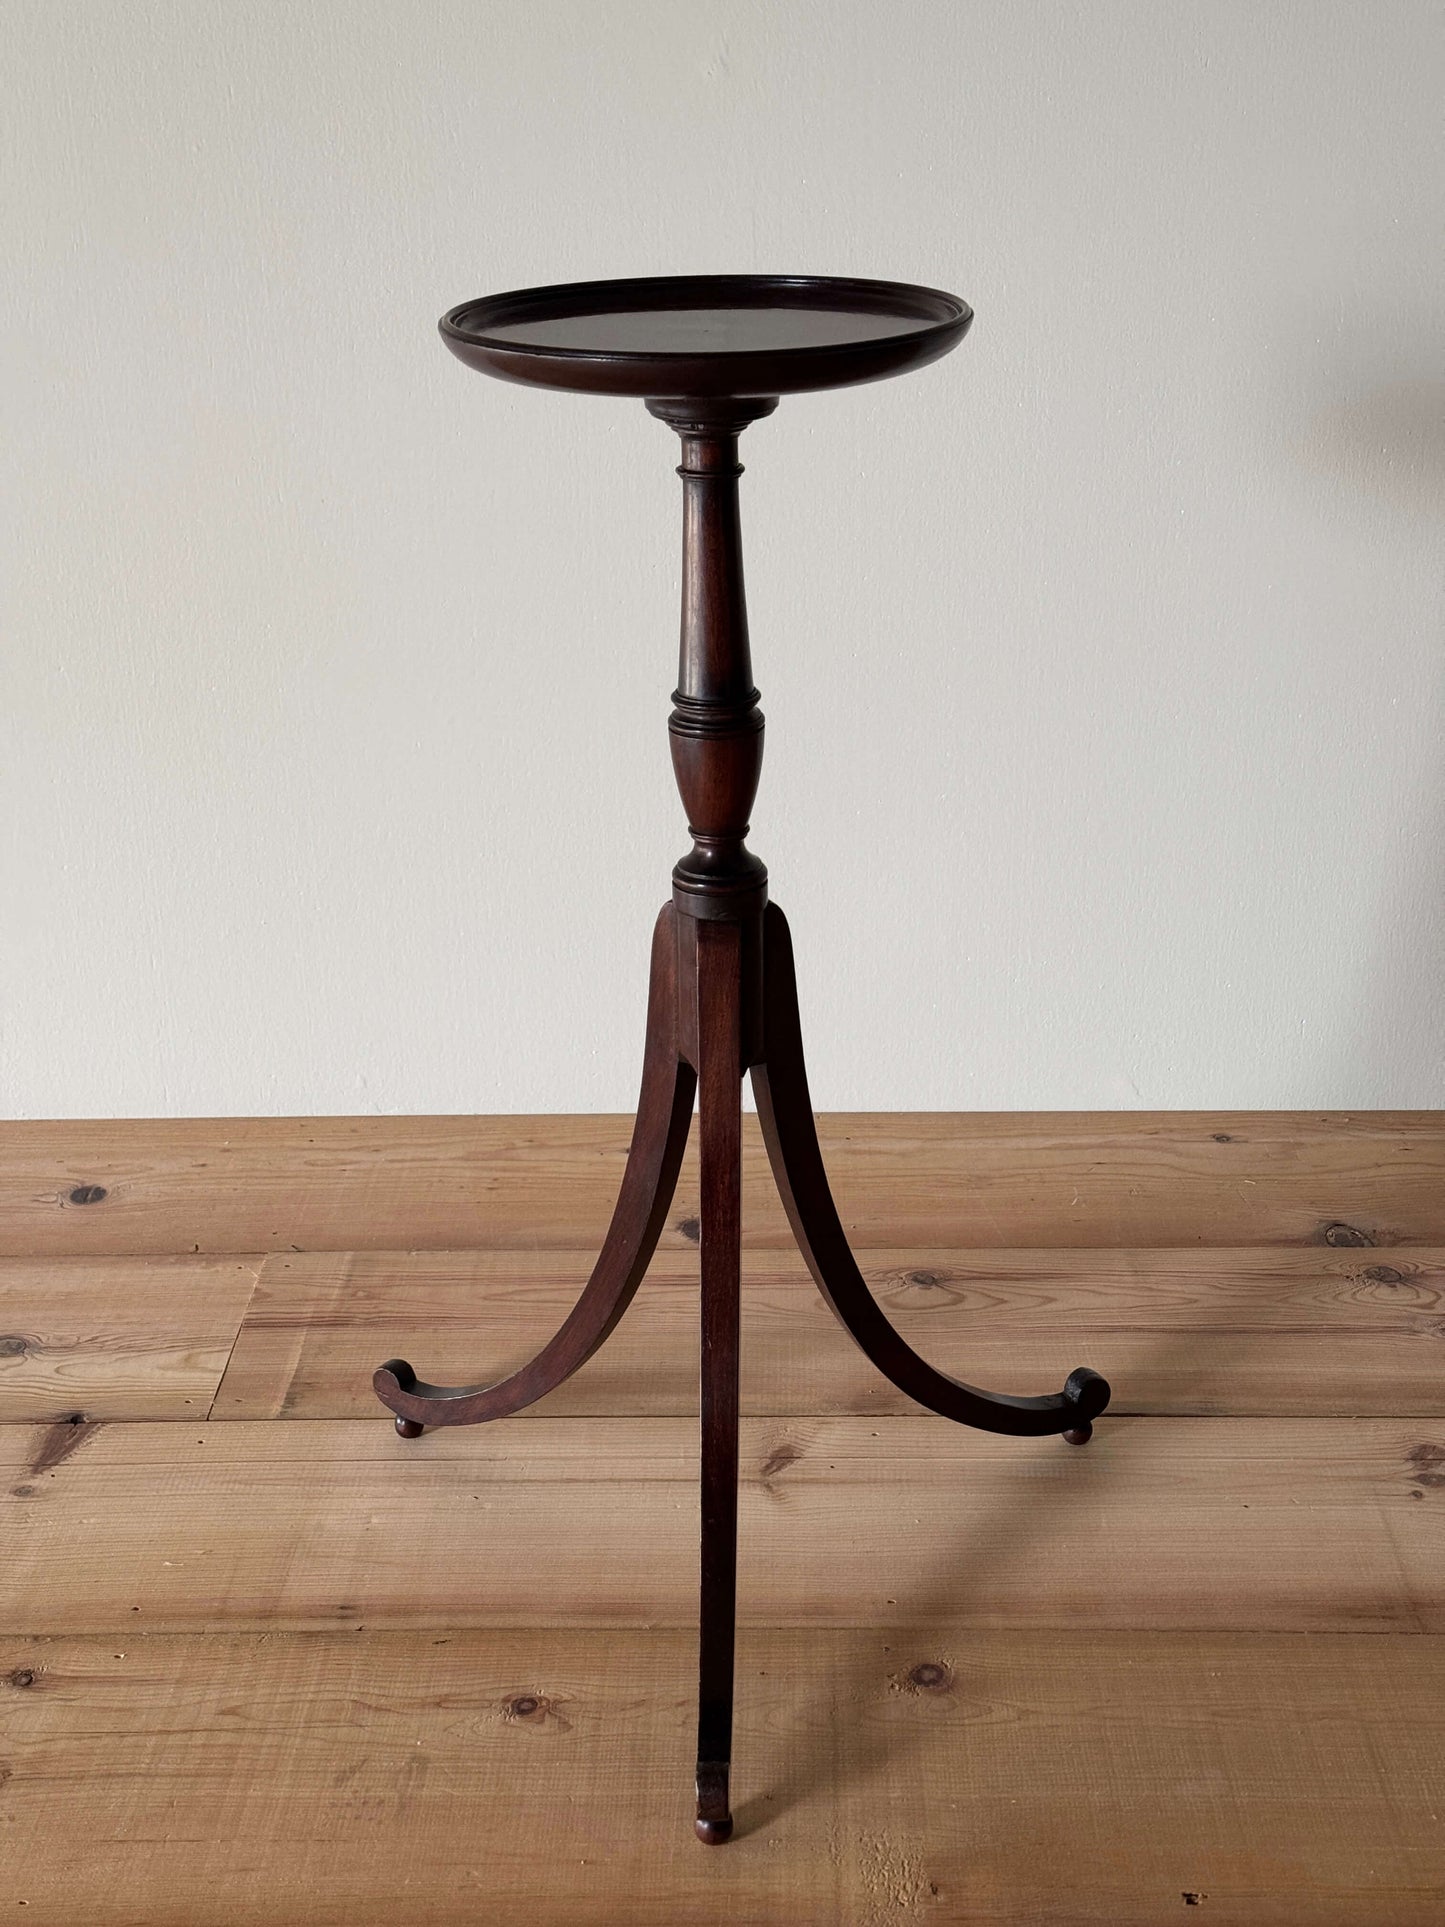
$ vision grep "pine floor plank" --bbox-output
[3,1627,1443,1926]
[3,1111,1440,1257]
[3,1416,1440,1636]
[0,1255,261,1421]
[213,1245,1445,1421]
[2,1243,1435,1428]
[6,1109,1443,1921]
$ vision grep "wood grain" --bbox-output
[0,1255,260,1421]
[3,1243,1435,1428]
[214,1244,1445,1421]
[6,1111,1444,1921]
[4,1626,1442,1926]
[3,1416,1441,1636]
[3,1112,1441,1257]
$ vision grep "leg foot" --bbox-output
[394,1416,425,1439]
[1062,1422,1093,1446]
[695,1762,733,1844]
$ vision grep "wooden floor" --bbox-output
[3,1110,1444,1924]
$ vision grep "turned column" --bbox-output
[648,398,776,924]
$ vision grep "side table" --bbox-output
[373,275,1111,1843]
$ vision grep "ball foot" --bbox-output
[695,1814,733,1845]
[395,1416,425,1439]
[1062,1422,1093,1446]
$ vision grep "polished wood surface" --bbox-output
[440,274,971,398]
[694,919,745,1841]
[754,905,1107,1437]
[1,1112,1443,1921]
[373,907,694,1431]
[378,317,1105,1840]
[383,264,1445,1831]
[649,398,773,919]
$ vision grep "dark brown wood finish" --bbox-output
[439,274,972,399]
[648,398,775,921]
[693,917,744,1845]
[377,277,1109,1846]
[373,905,695,1430]
[752,903,1110,1441]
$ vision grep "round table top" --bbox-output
[439,275,971,401]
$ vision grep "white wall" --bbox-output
[4,0,1442,1118]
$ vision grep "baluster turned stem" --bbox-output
[648,398,777,921]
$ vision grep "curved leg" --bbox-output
[374,905,696,1431]
[751,903,1110,1440]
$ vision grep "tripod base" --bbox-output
[374,898,1110,1842]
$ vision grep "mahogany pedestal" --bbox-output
[373,276,1111,1845]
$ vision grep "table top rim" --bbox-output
[439,273,972,367]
